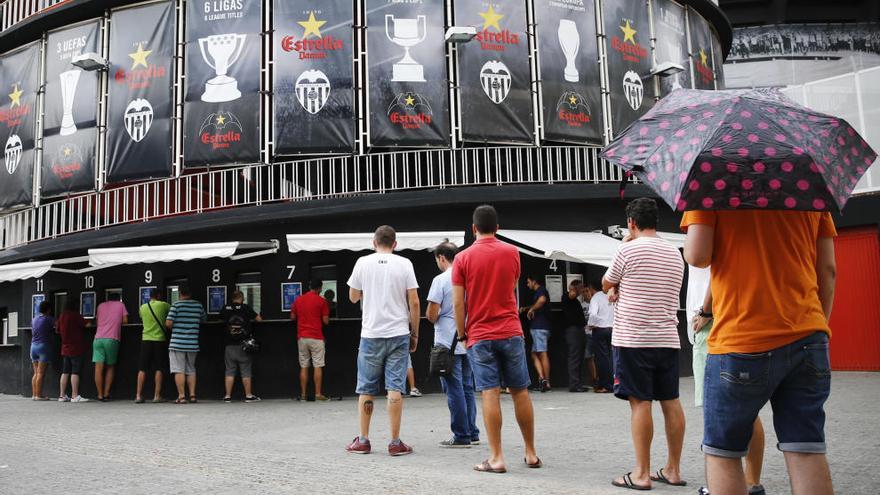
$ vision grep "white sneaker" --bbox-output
[59,395,71,402]
[71,396,89,403]
[409,388,422,397]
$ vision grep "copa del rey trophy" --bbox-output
[59,69,82,136]
[557,20,580,83]
[385,14,427,82]
[198,33,247,103]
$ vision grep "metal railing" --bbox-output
[0,0,66,32]
[0,145,621,251]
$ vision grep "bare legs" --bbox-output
[659,399,686,483]
[617,398,685,488]
[136,371,162,401]
[299,367,324,398]
[174,372,186,400]
[530,352,550,385]
[31,362,47,398]
[299,367,309,398]
[59,373,81,399]
[477,387,538,471]
[745,418,765,487]
[186,374,196,398]
[358,394,374,439]
[94,363,115,399]
[406,368,416,391]
[314,367,324,397]
[224,376,234,398]
[356,391,404,441]
[60,373,69,398]
[785,452,833,495]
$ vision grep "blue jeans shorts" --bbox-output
[30,342,51,363]
[703,331,831,458]
[356,335,409,395]
[468,336,531,392]
[530,329,550,352]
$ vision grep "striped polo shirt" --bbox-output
[603,236,684,349]
[167,299,206,352]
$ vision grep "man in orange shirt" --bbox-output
[682,210,837,495]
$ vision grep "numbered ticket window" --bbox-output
[105,288,123,303]
[54,292,68,316]
[236,272,261,315]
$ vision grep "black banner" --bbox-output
[184,0,261,166]
[535,0,602,144]
[710,25,725,89]
[688,9,716,90]
[274,0,355,154]
[602,0,654,135]
[42,21,100,197]
[653,0,691,96]
[367,0,449,147]
[0,43,39,209]
[456,0,533,144]
[107,2,175,183]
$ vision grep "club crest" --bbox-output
[623,70,643,111]
[295,69,331,115]
[124,98,154,142]
[480,60,512,104]
[4,134,22,175]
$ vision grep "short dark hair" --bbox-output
[310,278,323,291]
[374,225,396,248]
[626,198,659,230]
[324,289,335,299]
[149,288,162,299]
[108,292,122,301]
[433,241,457,263]
[569,279,583,289]
[178,285,191,297]
[526,275,540,284]
[473,205,498,234]
[38,301,51,314]
[232,290,244,301]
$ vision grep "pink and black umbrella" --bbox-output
[600,88,877,211]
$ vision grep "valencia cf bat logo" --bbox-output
[480,60,511,104]
[623,70,644,111]
[295,69,331,115]
[4,134,22,175]
[124,98,154,143]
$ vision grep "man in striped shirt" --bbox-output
[602,198,686,490]
[165,285,206,404]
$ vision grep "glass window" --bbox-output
[236,272,261,314]
[54,292,68,317]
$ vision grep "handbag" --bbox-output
[429,333,459,378]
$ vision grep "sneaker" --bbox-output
[697,487,710,495]
[71,396,89,403]
[59,395,71,402]
[439,438,472,448]
[388,440,414,456]
[749,485,766,495]
[409,388,423,397]
[346,437,371,454]
[245,395,261,403]
[315,394,330,401]
[223,396,232,403]
[540,379,551,392]
[470,438,481,445]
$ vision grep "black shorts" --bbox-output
[62,355,84,375]
[613,346,680,401]
[139,340,169,373]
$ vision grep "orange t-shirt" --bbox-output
[680,210,836,354]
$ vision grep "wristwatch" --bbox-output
[698,307,713,318]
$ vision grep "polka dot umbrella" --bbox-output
[600,88,877,212]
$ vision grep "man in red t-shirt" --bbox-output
[453,205,540,474]
[56,299,90,402]
[291,278,330,401]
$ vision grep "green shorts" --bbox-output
[93,338,120,365]
[692,322,711,408]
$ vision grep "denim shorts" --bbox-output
[468,335,531,392]
[356,335,409,395]
[530,329,550,352]
[30,342,51,363]
[703,331,831,458]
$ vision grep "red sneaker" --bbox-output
[346,437,371,454]
[388,440,413,456]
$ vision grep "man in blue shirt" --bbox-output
[165,285,206,404]
[521,276,551,392]
[428,242,480,448]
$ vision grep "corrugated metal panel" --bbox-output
[829,226,880,371]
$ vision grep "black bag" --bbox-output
[429,333,459,377]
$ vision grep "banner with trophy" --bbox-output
[688,10,716,90]
[184,0,261,166]
[41,21,101,197]
[602,0,654,136]
[456,0,533,144]
[107,1,175,182]
[534,0,603,144]
[274,0,355,154]
[653,0,691,96]
[0,42,40,209]
[366,0,449,147]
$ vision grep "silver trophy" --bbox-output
[558,20,580,83]
[198,33,247,103]
[385,14,427,82]
[59,69,81,136]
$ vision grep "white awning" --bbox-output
[286,232,465,253]
[89,241,278,267]
[497,230,622,267]
[0,261,54,283]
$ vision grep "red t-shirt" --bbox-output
[452,236,523,347]
[57,310,88,357]
[292,291,329,340]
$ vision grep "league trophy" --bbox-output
[385,14,427,82]
[558,19,580,83]
[59,69,81,136]
[198,33,247,103]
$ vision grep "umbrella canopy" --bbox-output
[600,88,877,211]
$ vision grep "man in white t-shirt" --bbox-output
[345,225,421,457]
[584,280,614,393]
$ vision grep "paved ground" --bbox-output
[0,373,876,494]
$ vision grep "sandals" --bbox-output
[134,398,145,404]
[612,472,651,491]
[525,457,543,468]
[651,468,687,486]
[188,396,198,403]
[175,397,187,404]
[473,460,506,474]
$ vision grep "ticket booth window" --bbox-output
[236,272,262,315]
[54,292,68,317]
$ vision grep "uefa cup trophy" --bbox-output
[59,69,81,136]
[385,14,427,82]
[198,33,247,103]
[557,20,580,83]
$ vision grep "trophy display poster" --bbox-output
[456,0,534,144]
[184,0,261,166]
[534,0,603,144]
[366,0,449,148]
[274,0,356,154]
[42,21,101,197]
[688,11,716,90]
[0,42,39,209]
[653,0,691,96]
[107,2,175,182]
[602,0,654,136]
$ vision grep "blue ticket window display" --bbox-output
[207,286,227,314]
[32,294,46,321]
[139,287,156,307]
[281,282,302,313]
[80,291,97,319]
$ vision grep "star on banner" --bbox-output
[479,5,503,32]
[216,114,226,125]
[619,20,637,44]
[8,84,23,108]
[699,48,709,67]
[404,95,415,106]
[128,43,152,70]
[63,147,72,157]
[569,95,578,105]
[298,11,326,39]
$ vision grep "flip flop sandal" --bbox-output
[525,457,543,468]
[473,460,507,474]
[188,396,198,403]
[135,398,145,404]
[651,468,687,486]
[175,397,187,404]
[152,398,168,403]
[612,472,651,491]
